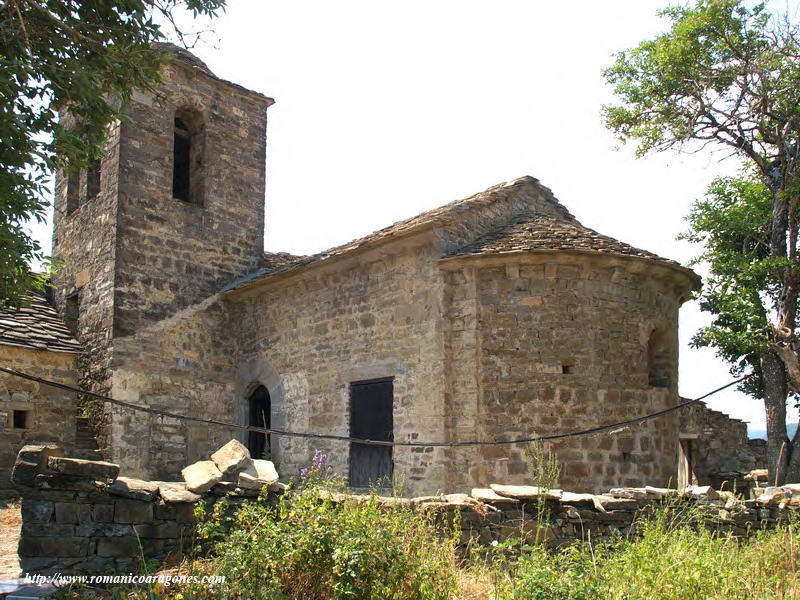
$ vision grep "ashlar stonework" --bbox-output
[0,44,763,497]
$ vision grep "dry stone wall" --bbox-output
[12,445,283,575]
[12,446,795,577]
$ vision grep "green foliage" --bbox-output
[0,0,225,307]
[602,0,800,470]
[679,175,792,399]
[186,484,458,600]
[524,438,561,528]
[602,0,800,163]
[506,544,599,600]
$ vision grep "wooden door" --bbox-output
[678,438,695,489]
[349,379,393,488]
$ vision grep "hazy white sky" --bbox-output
[31,0,800,433]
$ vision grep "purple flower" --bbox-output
[312,449,328,472]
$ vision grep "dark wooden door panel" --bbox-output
[349,379,393,488]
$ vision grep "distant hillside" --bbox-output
[748,422,798,440]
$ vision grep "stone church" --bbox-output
[1,45,753,497]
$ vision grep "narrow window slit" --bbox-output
[13,410,30,429]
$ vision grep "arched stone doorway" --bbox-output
[247,385,271,459]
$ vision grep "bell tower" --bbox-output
[52,45,273,348]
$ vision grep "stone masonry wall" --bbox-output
[230,236,450,495]
[77,177,580,492]
[89,181,696,494]
[442,253,690,493]
[51,49,272,462]
[113,52,271,338]
[0,347,78,494]
[680,402,766,489]
[51,118,122,455]
[107,297,239,480]
[12,447,794,577]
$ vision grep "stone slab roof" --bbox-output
[262,251,308,271]
[156,43,274,104]
[223,176,552,292]
[0,293,82,354]
[223,175,691,293]
[448,214,679,265]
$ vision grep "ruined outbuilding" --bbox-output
[0,46,761,496]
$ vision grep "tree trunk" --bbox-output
[760,350,790,484]
[784,423,800,484]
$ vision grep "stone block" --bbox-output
[109,477,159,501]
[85,556,115,573]
[55,502,92,524]
[18,536,89,557]
[471,488,519,504]
[210,481,239,495]
[19,556,58,573]
[237,459,279,489]
[91,504,114,523]
[490,484,562,501]
[76,523,133,537]
[684,485,720,500]
[47,457,120,481]
[95,536,141,557]
[25,489,76,502]
[21,499,54,523]
[22,523,75,537]
[158,482,202,503]
[11,444,62,487]
[607,487,649,500]
[181,460,222,493]
[36,474,105,492]
[133,522,187,539]
[210,439,250,478]
[11,391,29,403]
[155,500,197,523]
[114,499,153,524]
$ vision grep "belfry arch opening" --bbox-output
[172,108,205,205]
[247,385,271,460]
[647,328,672,388]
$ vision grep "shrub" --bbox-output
[186,484,458,600]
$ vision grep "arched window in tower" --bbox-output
[86,158,101,201]
[647,328,672,388]
[66,169,80,214]
[172,109,205,205]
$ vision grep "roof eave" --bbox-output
[439,248,702,290]
[0,339,82,354]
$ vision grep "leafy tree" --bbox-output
[0,0,225,308]
[603,0,800,482]
[681,176,798,450]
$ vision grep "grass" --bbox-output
[467,508,800,600]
